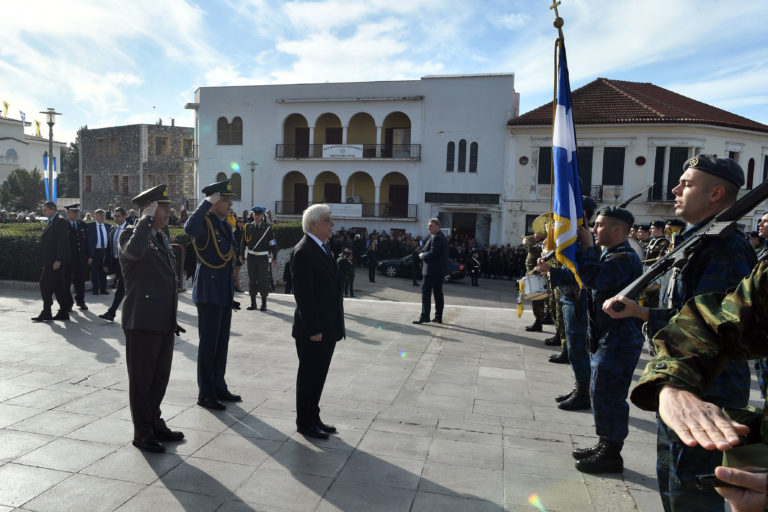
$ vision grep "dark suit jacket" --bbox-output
[105,222,128,273]
[291,234,345,342]
[67,219,89,266]
[421,230,448,277]
[87,221,112,258]
[118,216,177,332]
[41,213,71,268]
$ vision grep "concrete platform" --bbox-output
[0,272,756,511]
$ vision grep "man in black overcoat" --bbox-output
[32,201,71,322]
[64,204,89,311]
[413,217,448,324]
[291,204,345,440]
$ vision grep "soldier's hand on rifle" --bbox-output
[205,192,221,204]
[602,296,649,321]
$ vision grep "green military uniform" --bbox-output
[524,235,547,323]
[240,209,277,311]
[638,236,670,308]
[547,258,565,344]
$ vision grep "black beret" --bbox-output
[596,206,634,227]
[684,154,744,188]
[650,220,665,229]
[666,219,686,228]
[132,184,171,207]
[202,179,234,196]
[637,224,650,231]
[748,231,761,238]
[581,196,597,213]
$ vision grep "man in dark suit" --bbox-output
[413,217,448,324]
[291,204,345,439]
[185,180,242,411]
[99,207,128,321]
[32,201,71,322]
[120,185,184,453]
[64,204,89,311]
[87,209,111,295]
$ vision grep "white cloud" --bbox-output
[493,12,530,30]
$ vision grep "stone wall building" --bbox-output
[80,123,194,214]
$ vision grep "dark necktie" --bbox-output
[323,243,332,258]
[98,224,104,248]
[71,221,76,230]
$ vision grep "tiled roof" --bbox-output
[509,78,768,133]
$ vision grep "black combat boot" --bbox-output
[544,335,561,346]
[555,384,576,403]
[572,438,604,460]
[31,309,53,322]
[260,297,267,311]
[541,313,554,325]
[525,320,543,332]
[575,439,623,473]
[558,382,590,411]
[548,347,569,364]
[247,297,258,310]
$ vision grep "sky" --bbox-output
[2,0,767,145]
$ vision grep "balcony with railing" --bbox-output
[275,201,417,220]
[275,144,421,160]
[647,184,676,202]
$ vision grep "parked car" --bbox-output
[376,255,466,282]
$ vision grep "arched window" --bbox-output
[457,139,467,172]
[469,142,478,173]
[230,172,242,200]
[215,171,227,182]
[446,142,455,172]
[217,117,229,145]
[5,149,17,163]
[231,117,243,145]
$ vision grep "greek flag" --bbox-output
[43,155,58,201]
[552,44,584,288]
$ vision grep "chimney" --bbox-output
[171,118,175,127]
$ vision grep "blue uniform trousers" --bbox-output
[562,290,589,384]
[589,327,642,442]
[196,303,233,400]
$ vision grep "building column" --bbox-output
[661,146,670,197]
[308,184,314,203]
[308,126,315,145]
[342,126,348,144]
[341,185,347,202]
[592,145,604,199]
[376,126,382,157]
[374,185,381,216]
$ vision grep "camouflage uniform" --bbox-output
[579,241,643,442]
[548,257,565,343]
[641,221,755,512]
[639,236,670,308]
[524,236,547,322]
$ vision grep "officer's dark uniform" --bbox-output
[240,206,277,311]
[120,185,183,453]
[185,180,241,410]
[32,205,71,322]
[64,204,89,311]
[575,206,643,474]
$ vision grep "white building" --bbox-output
[186,74,519,246]
[0,116,66,185]
[506,78,768,240]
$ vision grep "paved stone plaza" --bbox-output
[0,273,759,511]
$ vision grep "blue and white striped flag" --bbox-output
[552,44,584,288]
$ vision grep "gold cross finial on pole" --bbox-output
[549,0,561,17]
[550,0,564,40]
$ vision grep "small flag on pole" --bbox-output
[19,111,26,125]
[43,154,50,201]
[52,156,58,201]
[35,120,41,137]
[2,101,8,118]
[552,43,585,288]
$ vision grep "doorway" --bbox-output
[452,212,476,240]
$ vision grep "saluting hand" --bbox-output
[143,201,158,218]
[205,192,221,204]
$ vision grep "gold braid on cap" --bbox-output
[192,213,235,269]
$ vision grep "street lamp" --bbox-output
[39,108,61,202]
[248,161,258,207]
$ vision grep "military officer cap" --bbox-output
[250,206,266,214]
[582,196,597,214]
[64,203,80,211]
[131,184,171,207]
[650,220,665,229]
[201,179,234,197]
[684,154,745,188]
[596,205,634,227]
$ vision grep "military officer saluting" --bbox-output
[240,206,277,311]
[120,184,184,453]
[185,179,242,411]
[64,203,90,311]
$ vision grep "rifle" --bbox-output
[618,183,654,208]
[612,179,768,311]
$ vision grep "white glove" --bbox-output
[143,201,158,218]
[206,192,221,204]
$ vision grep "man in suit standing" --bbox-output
[32,201,71,322]
[120,185,184,453]
[413,218,448,324]
[87,209,111,295]
[64,204,89,311]
[291,204,345,439]
[99,207,128,321]
[185,180,242,411]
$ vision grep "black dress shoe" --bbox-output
[544,335,561,346]
[52,311,70,321]
[316,421,337,434]
[297,424,329,439]
[197,398,226,410]
[246,304,258,310]
[155,429,185,442]
[98,311,116,321]
[100,290,110,295]
[77,302,88,311]
[412,317,430,324]
[525,320,543,332]
[217,391,242,402]
[32,311,53,322]
[132,437,165,453]
[431,317,442,324]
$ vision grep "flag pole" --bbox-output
[547,0,565,251]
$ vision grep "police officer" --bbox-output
[569,206,643,474]
[185,180,242,411]
[32,201,71,322]
[240,206,277,311]
[120,185,184,453]
[64,204,89,311]
[605,155,756,510]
